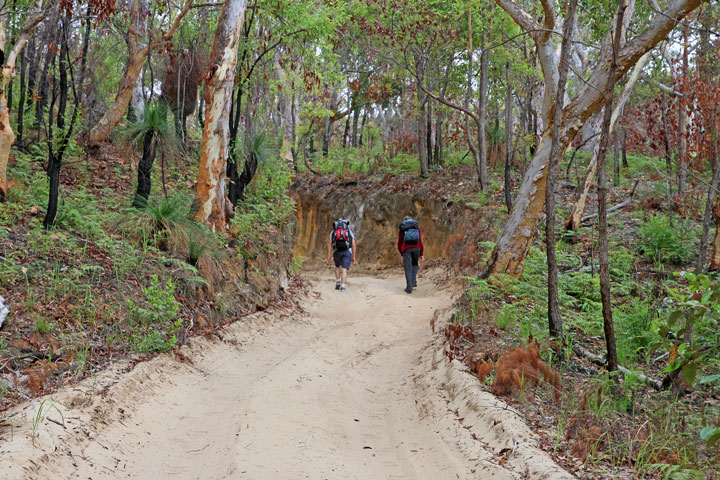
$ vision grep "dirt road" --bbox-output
[0,270,573,479]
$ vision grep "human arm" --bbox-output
[397,230,403,254]
[418,228,424,258]
[351,238,357,264]
[327,235,333,263]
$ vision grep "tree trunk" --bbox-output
[236,148,258,202]
[565,51,649,231]
[359,107,368,147]
[464,10,481,179]
[677,24,689,198]
[486,0,701,277]
[596,0,627,374]
[426,102,434,167]
[132,131,157,208]
[322,89,337,156]
[351,107,359,148]
[128,75,145,123]
[0,9,45,202]
[44,10,72,229]
[434,111,443,167]
[87,0,191,145]
[416,87,429,179]
[546,0,577,339]
[662,92,672,173]
[699,149,720,272]
[477,15,492,191]
[613,128,620,186]
[711,201,720,271]
[621,128,628,167]
[16,49,25,146]
[342,115,350,148]
[193,0,248,230]
[504,60,513,210]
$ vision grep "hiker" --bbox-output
[327,218,356,291]
[398,216,424,294]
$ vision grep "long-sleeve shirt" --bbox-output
[398,227,423,256]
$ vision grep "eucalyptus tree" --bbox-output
[87,0,198,145]
[0,0,47,203]
[483,0,708,278]
[193,0,249,229]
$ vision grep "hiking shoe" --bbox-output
[340,285,346,292]
[405,288,412,294]
[413,281,417,287]
[335,281,341,290]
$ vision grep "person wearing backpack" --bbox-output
[327,218,356,291]
[397,216,424,294]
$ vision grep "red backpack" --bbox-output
[331,219,351,251]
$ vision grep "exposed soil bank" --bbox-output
[0,269,572,479]
[291,173,505,269]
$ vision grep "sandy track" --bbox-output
[0,269,573,479]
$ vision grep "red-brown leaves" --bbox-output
[491,343,561,402]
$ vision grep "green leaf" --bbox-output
[667,310,683,327]
[700,426,720,446]
[698,374,720,385]
[681,364,697,384]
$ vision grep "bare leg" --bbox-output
[341,268,348,284]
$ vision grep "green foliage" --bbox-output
[290,254,304,275]
[121,100,181,156]
[127,275,182,354]
[230,151,295,254]
[117,194,216,265]
[640,215,693,265]
[35,318,51,335]
[651,272,720,386]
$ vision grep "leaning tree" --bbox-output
[483,0,708,278]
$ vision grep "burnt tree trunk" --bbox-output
[132,131,157,208]
[16,49,25,145]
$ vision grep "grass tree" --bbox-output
[124,101,181,208]
[229,133,275,206]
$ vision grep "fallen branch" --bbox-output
[581,178,639,224]
[572,344,663,391]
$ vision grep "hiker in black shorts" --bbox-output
[327,218,356,291]
[398,216,424,294]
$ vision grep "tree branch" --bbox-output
[494,0,542,35]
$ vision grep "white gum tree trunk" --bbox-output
[484,0,706,278]
[193,0,248,230]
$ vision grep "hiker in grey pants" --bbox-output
[397,217,424,294]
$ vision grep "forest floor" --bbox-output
[0,268,573,480]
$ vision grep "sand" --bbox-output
[0,269,574,479]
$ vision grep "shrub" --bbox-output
[127,275,182,353]
[640,214,692,265]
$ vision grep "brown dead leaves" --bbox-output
[443,324,561,403]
